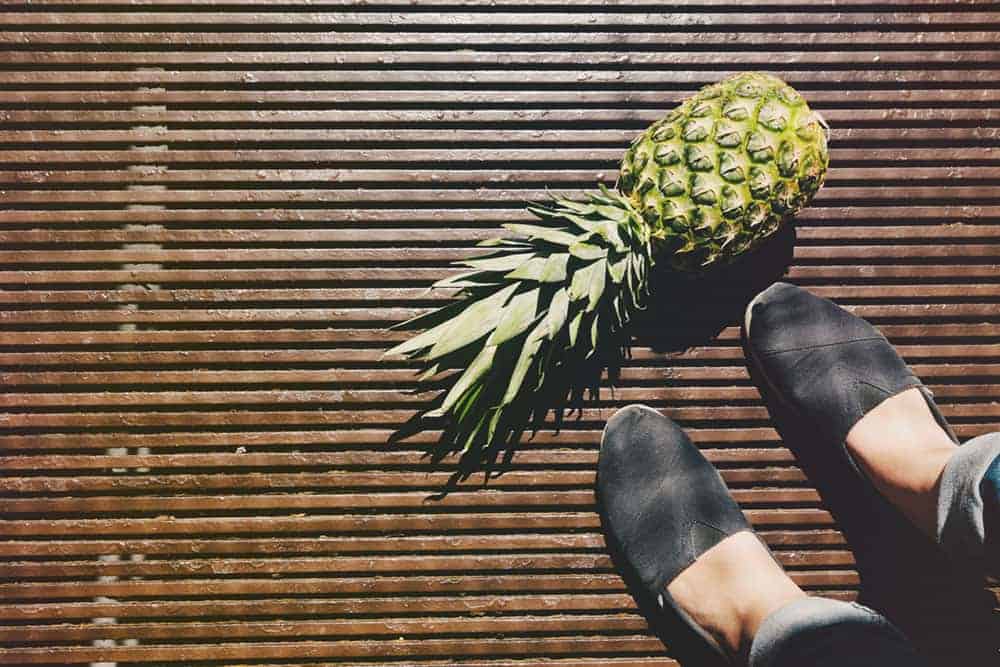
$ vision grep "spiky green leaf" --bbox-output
[430,343,497,416]
[417,364,440,382]
[608,255,628,284]
[388,184,655,464]
[488,288,540,346]
[539,253,570,282]
[503,318,548,405]
[569,242,606,261]
[585,258,607,312]
[546,288,570,340]
[477,237,532,248]
[425,283,518,360]
[384,315,457,358]
[503,223,580,246]
[386,297,468,334]
[568,309,585,347]
[504,256,547,282]
[432,270,497,289]
[567,259,604,305]
[588,312,601,358]
[503,253,569,284]
[460,252,535,272]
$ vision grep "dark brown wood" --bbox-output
[1,3,998,665]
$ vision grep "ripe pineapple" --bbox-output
[386,72,829,459]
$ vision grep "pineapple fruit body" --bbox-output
[386,72,829,460]
[620,72,828,271]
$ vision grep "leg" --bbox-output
[751,598,929,667]
[745,282,1000,580]
[667,535,930,667]
[936,431,1000,576]
[845,387,957,537]
[597,405,928,664]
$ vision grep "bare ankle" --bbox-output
[846,387,958,536]
[666,531,805,657]
[734,579,806,655]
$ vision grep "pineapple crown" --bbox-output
[386,74,829,467]
[384,185,654,464]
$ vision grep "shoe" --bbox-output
[743,281,956,453]
[597,404,766,664]
[742,282,997,661]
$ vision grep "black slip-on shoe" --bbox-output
[597,404,766,664]
[744,281,957,453]
[742,282,997,662]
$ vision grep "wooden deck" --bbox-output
[1,2,999,665]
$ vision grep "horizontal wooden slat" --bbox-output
[5,167,1000,190]
[0,488,827,514]
[0,529,849,558]
[0,569,855,600]
[0,614,655,642]
[3,29,999,47]
[1,244,999,266]
[4,0,994,6]
[0,469,819,494]
[0,386,996,413]
[5,90,1000,108]
[1,205,997,225]
[2,266,999,287]
[3,51,1000,72]
[1,406,999,431]
[3,127,1000,145]
[5,107,1000,125]
[3,286,1000,309]
[3,365,1000,388]
[0,636,671,665]
[0,324,997,349]
[0,548,860,580]
[0,11,995,26]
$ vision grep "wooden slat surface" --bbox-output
[1,2,998,665]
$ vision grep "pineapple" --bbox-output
[385,72,829,460]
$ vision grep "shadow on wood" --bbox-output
[634,222,796,355]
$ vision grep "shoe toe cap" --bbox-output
[745,281,876,356]
[599,404,684,479]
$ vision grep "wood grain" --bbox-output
[1,2,998,665]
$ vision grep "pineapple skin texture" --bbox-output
[619,72,829,271]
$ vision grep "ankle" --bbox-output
[667,532,806,657]
[732,575,807,655]
[845,388,958,537]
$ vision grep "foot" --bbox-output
[846,387,957,537]
[743,282,958,539]
[667,531,805,656]
[598,404,805,659]
[744,282,999,655]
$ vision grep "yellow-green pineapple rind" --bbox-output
[618,72,829,271]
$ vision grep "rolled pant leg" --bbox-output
[749,597,928,667]
[937,432,1000,577]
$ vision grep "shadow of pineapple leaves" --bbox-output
[389,224,798,495]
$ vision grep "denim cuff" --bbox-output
[748,598,903,667]
[936,431,1000,573]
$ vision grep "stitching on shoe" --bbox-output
[758,335,886,358]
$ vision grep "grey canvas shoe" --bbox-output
[597,404,763,663]
[743,282,998,660]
